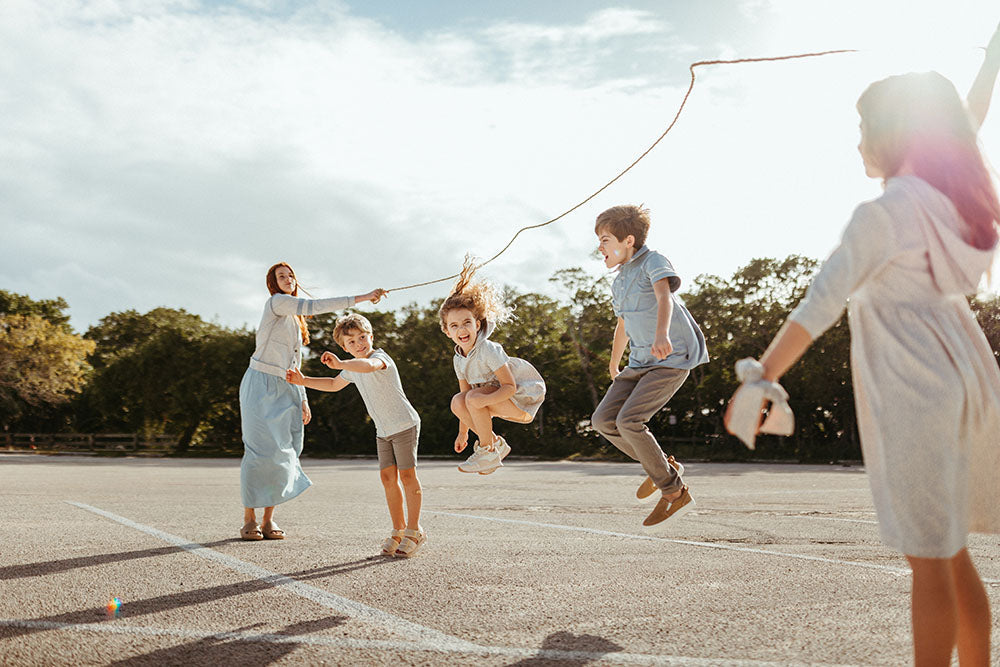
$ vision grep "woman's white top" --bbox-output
[248,293,352,403]
[788,175,1000,557]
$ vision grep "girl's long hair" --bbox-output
[857,71,999,249]
[266,262,310,345]
[438,256,511,333]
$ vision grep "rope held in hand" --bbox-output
[385,49,857,293]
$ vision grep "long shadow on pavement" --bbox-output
[0,556,395,642]
[108,616,348,667]
[0,540,240,581]
[507,631,624,665]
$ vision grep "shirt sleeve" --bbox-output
[339,369,355,384]
[369,351,391,372]
[268,293,353,317]
[645,253,682,292]
[453,355,465,382]
[788,201,895,339]
[483,341,511,372]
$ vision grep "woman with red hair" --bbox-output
[727,25,1000,666]
[240,262,384,541]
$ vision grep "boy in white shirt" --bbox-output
[286,314,425,557]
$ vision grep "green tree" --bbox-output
[681,256,855,461]
[79,308,252,451]
[0,314,95,430]
[0,289,72,332]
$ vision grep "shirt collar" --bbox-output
[621,245,649,269]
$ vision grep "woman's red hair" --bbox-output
[266,262,309,345]
[857,71,999,249]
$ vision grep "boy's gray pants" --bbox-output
[591,365,689,495]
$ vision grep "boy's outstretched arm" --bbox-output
[321,351,386,374]
[285,367,350,392]
[968,21,1000,130]
[609,317,629,380]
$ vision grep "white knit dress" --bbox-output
[789,175,1000,558]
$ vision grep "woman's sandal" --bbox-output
[381,529,406,556]
[393,528,427,558]
[260,521,285,540]
[240,521,264,541]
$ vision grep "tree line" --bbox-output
[3,256,999,461]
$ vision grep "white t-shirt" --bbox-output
[340,349,420,438]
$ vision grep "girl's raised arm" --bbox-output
[968,21,1000,130]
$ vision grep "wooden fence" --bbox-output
[2,433,178,455]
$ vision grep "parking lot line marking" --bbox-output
[65,501,475,651]
[424,510,999,584]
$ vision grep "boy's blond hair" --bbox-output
[333,313,373,348]
[595,205,651,248]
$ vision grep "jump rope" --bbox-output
[382,49,858,295]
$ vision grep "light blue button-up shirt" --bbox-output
[611,246,709,370]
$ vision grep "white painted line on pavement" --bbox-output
[0,619,851,667]
[425,510,1000,584]
[65,501,474,651]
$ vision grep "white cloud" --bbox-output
[1,0,998,334]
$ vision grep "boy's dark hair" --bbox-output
[595,205,651,248]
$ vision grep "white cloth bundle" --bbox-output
[727,358,794,450]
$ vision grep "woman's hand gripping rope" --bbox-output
[723,358,794,450]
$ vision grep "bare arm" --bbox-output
[454,378,473,452]
[285,367,350,392]
[651,277,674,359]
[321,351,386,374]
[759,320,814,382]
[968,21,1000,130]
[466,364,517,409]
[609,317,629,379]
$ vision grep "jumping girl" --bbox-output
[439,259,546,474]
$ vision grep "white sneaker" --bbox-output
[478,436,510,475]
[493,436,511,461]
[458,443,503,473]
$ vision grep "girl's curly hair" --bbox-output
[438,256,511,333]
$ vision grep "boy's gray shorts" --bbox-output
[376,424,419,470]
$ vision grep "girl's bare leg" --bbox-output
[450,392,479,440]
[380,466,405,530]
[906,554,958,666]
[243,507,256,524]
[950,548,991,666]
[464,387,531,450]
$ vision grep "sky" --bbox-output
[1,0,997,332]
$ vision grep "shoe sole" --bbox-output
[642,496,696,531]
[458,461,503,474]
[635,462,685,504]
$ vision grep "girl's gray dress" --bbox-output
[789,175,1000,558]
[453,320,546,419]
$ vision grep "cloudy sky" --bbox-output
[1,0,997,332]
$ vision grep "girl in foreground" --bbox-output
[727,28,1000,665]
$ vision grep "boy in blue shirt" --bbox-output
[591,205,708,528]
